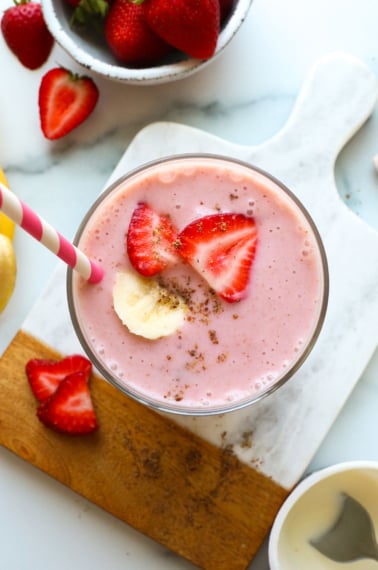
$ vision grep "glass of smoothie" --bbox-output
[67,155,329,415]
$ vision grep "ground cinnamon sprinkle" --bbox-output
[158,273,230,401]
[209,330,219,344]
[185,344,206,371]
[217,353,228,363]
[158,276,224,324]
[229,192,239,200]
[174,391,184,401]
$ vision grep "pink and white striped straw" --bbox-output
[0,183,104,284]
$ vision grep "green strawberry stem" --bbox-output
[71,0,110,31]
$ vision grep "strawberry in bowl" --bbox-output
[40,0,254,84]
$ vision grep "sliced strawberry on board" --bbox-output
[37,371,98,435]
[177,212,258,303]
[145,0,220,60]
[1,0,54,70]
[26,354,92,402]
[126,201,180,277]
[38,67,99,140]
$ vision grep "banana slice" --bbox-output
[0,234,16,313]
[113,270,187,340]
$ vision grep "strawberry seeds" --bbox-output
[26,355,99,435]
[126,202,258,303]
[1,0,54,70]
[68,0,229,66]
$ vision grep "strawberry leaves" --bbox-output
[66,0,223,65]
[70,0,111,31]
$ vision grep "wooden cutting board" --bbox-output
[1,53,378,570]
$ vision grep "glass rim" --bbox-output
[67,153,329,416]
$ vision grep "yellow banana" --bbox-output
[0,234,16,313]
[0,168,15,240]
[0,167,16,312]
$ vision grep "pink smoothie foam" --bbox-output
[69,156,328,414]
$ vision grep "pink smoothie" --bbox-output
[69,155,328,414]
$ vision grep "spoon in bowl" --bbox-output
[310,493,378,563]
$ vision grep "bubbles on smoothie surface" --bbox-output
[301,238,314,260]
[72,157,326,411]
[246,199,255,217]
[294,337,304,353]
[157,168,178,184]
[229,168,246,183]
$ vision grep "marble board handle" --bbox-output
[254,53,378,175]
[221,51,378,229]
[112,54,378,203]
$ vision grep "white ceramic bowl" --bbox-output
[269,461,378,570]
[41,0,253,84]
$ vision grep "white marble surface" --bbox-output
[20,53,378,492]
[1,0,378,568]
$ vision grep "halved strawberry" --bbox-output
[126,202,180,276]
[38,67,99,140]
[37,371,98,435]
[177,213,258,303]
[26,354,92,402]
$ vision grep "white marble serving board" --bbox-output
[21,53,378,490]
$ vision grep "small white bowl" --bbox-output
[41,0,253,85]
[269,461,378,570]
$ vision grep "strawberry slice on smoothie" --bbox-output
[177,212,258,303]
[126,201,180,276]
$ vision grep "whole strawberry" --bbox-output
[1,0,54,70]
[146,0,220,60]
[39,67,99,140]
[104,0,172,67]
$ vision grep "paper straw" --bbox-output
[0,182,104,284]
